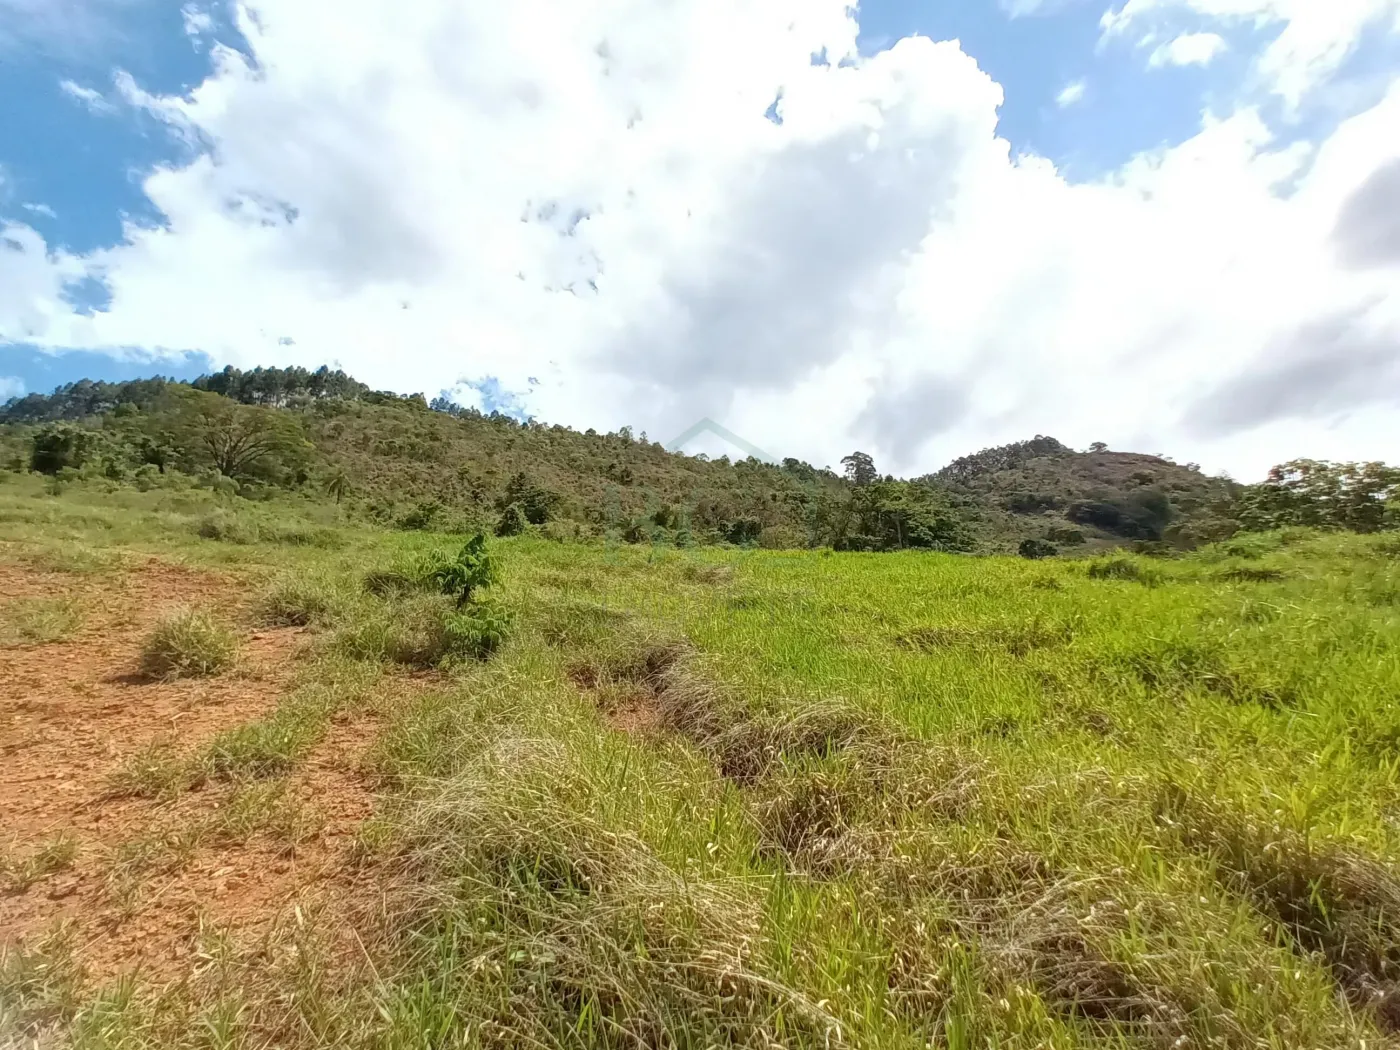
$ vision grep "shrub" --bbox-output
[1019,538,1058,560]
[495,502,528,536]
[1087,556,1162,586]
[430,533,498,606]
[139,609,238,680]
[442,600,515,662]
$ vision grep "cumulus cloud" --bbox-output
[1056,79,1088,106]
[1148,31,1228,67]
[2,0,1400,480]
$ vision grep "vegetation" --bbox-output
[137,608,239,680]
[1,470,1399,1049]
[14,366,1396,555]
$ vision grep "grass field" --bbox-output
[3,472,1400,1049]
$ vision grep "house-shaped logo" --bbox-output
[666,418,776,464]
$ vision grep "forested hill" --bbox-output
[2,366,1395,552]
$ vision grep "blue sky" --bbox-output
[1,0,1397,477]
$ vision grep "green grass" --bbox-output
[5,481,1400,1049]
[0,596,83,645]
[138,608,239,681]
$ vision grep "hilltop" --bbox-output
[1,365,1393,552]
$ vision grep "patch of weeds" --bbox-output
[362,550,453,597]
[0,927,83,1036]
[536,598,629,649]
[1216,565,1289,583]
[382,750,846,1050]
[201,718,319,781]
[139,608,238,681]
[21,545,122,575]
[105,827,203,914]
[195,510,261,545]
[1,834,78,894]
[105,738,194,799]
[0,596,82,646]
[1159,785,1400,1031]
[1112,636,1297,709]
[255,573,352,627]
[679,562,735,585]
[897,618,1076,657]
[1087,557,1163,586]
[1029,574,1063,591]
[212,782,315,848]
[337,593,512,669]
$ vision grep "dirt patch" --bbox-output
[73,710,384,989]
[0,558,319,976]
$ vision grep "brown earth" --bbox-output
[0,558,384,993]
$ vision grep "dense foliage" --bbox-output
[3,367,1395,552]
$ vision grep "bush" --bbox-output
[335,594,512,668]
[139,609,238,680]
[1019,538,1058,560]
[495,503,528,537]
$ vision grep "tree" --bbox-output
[30,424,95,475]
[326,467,351,505]
[841,451,878,487]
[1234,459,1400,533]
[1089,441,1108,454]
[176,393,309,481]
[495,503,528,536]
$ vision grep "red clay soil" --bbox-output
[67,710,384,988]
[0,557,360,987]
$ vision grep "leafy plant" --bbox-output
[432,533,499,607]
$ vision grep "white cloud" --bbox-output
[0,376,23,400]
[59,78,116,114]
[1056,79,1088,106]
[1,0,1399,480]
[1148,31,1228,67]
[22,202,57,218]
[182,3,214,36]
[1102,0,1400,104]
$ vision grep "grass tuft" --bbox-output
[138,608,238,680]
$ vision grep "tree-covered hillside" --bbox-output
[3,366,1396,552]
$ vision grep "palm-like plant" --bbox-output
[325,467,350,505]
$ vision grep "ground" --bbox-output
[2,473,1400,1049]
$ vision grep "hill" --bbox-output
[926,435,1240,553]
[2,366,1394,552]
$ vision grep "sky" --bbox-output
[1,0,1398,480]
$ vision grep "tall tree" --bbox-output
[841,451,878,487]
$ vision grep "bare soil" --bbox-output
[0,558,382,992]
